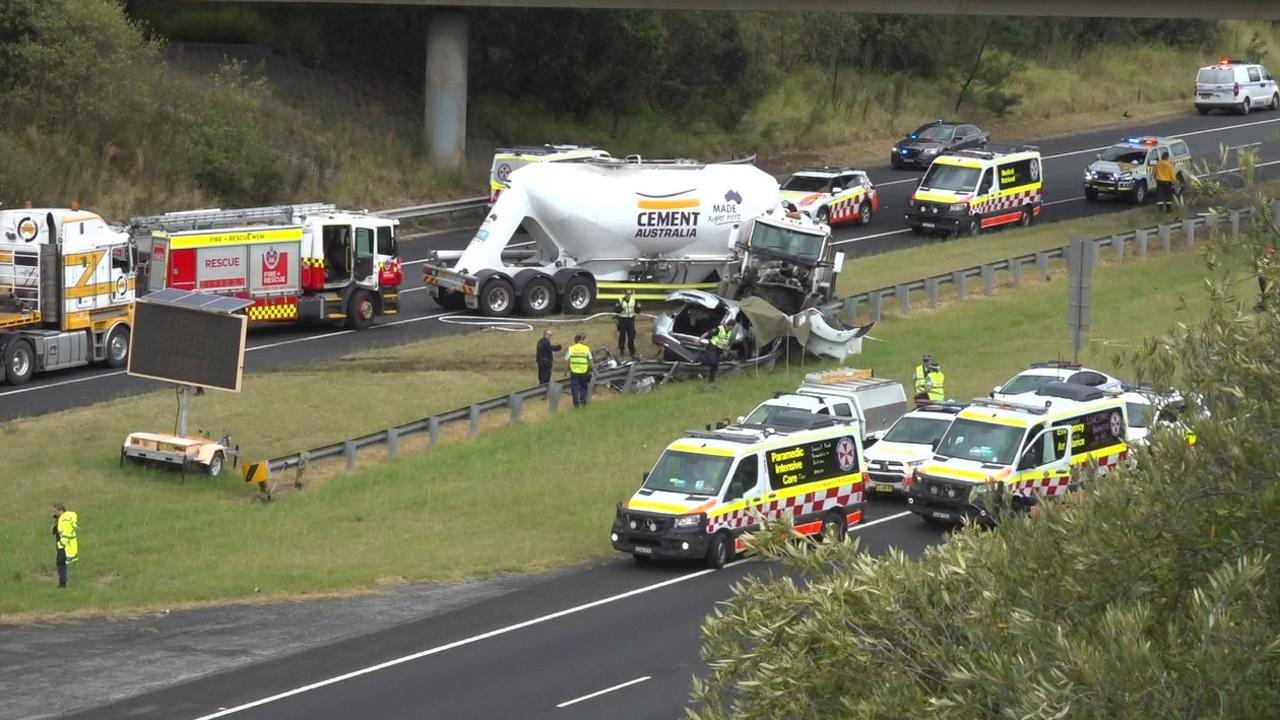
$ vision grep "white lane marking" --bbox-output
[0,311,462,399]
[858,510,913,529]
[187,559,749,720]
[555,676,651,709]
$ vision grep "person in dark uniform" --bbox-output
[535,329,561,385]
[613,289,640,358]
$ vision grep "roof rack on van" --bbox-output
[1030,360,1082,370]
[683,427,773,444]
[1033,382,1107,402]
[918,402,968,413]
[952,143,1039,160]
[967,397,1051,415]
[793,166,858,174]
[747,414,852,432]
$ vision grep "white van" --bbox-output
[1195,58,1279,115]
[864,403,965,496]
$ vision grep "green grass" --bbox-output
[0,228,1236,619]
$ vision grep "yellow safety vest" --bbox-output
[56,511,79,561]
[711,326,732,350]
[1154,159,1176,183]
[914,364,928,394]
[926,370,945,402]
[567,343,592,375]
[618,296,637,319]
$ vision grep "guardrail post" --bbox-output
[869,292,883,321]
[926,278,940,309]
[548,381,562,413]
[1135,228,1149,257]
[1272,200,1280,225]
[509,393,522,425]
[344,440,356,472]
[429,416,441,448]
[896,285,910,315]
[1036,252,1051,282]
[469,404,481,439]
[1113,234,1125,265]
[1182,218,1197,247]
[387,427,399,460]
[981,264,995,297]
[952,271,968,302]
[1158,223,1172,253]
[622,363,638,392]
[841,296,859,325]
[1010,258,1023,288]
[1229,209,1242,237]
[1203,212,1220,240]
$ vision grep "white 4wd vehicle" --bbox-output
[1083,136,1192,205]
[1195,58,1279,116]
[864,403,965,496]
[778,167,879,226]
[991,362,1123,402]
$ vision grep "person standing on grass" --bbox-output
[535,329,561,385]
[565,334,593,408]
[614,289,640,359]
[1154,150,1177,213]
[51,503,78,588]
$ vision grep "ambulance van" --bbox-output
[903,144,1043,238]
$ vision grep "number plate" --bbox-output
[876,484,894,493]
[931,511,951,520]
[921,222,936,229]
[632,545,653,555]
[1199,93,1213,98]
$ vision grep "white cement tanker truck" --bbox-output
[421,158,791,317]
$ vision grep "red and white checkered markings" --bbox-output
[707,480,864,535]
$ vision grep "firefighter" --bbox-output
[700,319,734,387]
[614,289,640,358]
[565,334,593,408]
[535,329,562,385]
[51,503,78,588]
[1154,150,1177,213]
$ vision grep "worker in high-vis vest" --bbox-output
[52,503,78,588]
[565,334,594,408]
[614,289,641,358]
[914,354,945,405]
[700,319,735,386]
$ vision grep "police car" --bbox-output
[1083,136,1192,204]
[891,120,989,169]
[778,167,879,226]
[488,144,610,205]
[991,361,1123,402]
[1195,57,1279,116]
[903,145,1043,237]
[864,403,965,496]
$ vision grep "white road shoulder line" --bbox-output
[857,510,913,529]
[556,676,651,709]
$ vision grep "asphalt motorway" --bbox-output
[4,111,1279,423]
[64,501,942,720]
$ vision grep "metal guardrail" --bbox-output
[376,153,759,221]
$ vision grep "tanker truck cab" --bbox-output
[904,145,1042,238]
[907,383,1128,526]
[611,416,868,569]
[719,206,843,315]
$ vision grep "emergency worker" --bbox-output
[614,289,640,358]
[52,503,78,588]
[565,334,593,408]
[1154,150,1177,213]
[914,354,945,405]
[700,319,734,387]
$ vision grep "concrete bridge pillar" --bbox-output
[425,11,468,168]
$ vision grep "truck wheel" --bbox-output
[822,510,848,542]
[345,290,375,330]
[705,531,733,570]
[434,290,466,311]
[479,277,515,317]
[857,200,873,226]
[1084,187,1098,201]
[562,276,595,315]
[519,276,557,317]
[1131,181,1147,206]
[206,451,225,477]
[4,338,35,386]
[105,324,130,368]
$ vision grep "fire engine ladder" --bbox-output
[127,202,338,235]
[0,242,42,329]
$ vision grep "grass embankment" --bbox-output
[0,216,1236,619]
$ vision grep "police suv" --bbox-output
[903,145,1043,237]
[778,167,879,226]
[611,415,867,568]
[864,403,965,497]
[907,383,1128,526]
[1083,136,1191,204]
[1195,58,1279,116]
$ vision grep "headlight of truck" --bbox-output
[674,514,704,528]
[949,203,969,213]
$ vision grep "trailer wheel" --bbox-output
[345,291,375,330]
[479,277,515,317]
[519,276,557,317]
[105,324,130,368]
[206,451,225,477]
[562,275,595,315]
[4,338,35,386]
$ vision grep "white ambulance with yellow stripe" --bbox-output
[611,415,868,569]
[903,145,1043,238]
[906,383,1128,526]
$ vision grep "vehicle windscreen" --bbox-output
[1197,67,1234,84]
[882,416,952,445]
[490,157,535,186]
[913,125,954,141]
[748,223,825,261]
[744,404,813,427]
[999,373,1060,396]
[781,175,830,193]
[1126,401,1153,429]
[919,164,980,193]
[643,450,732,497]
[936,418,1026,465]
[1099,146,1148,164]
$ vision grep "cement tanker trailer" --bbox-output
[421,158,780,317]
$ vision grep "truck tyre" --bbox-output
[345,290,375,330]
[857,200,873,226]
[479,277,516,317]
[822,510,848,542]
[705,531,733,570]
[519,276,557,317]
[1084,187,1098,202]
[4,338,35,386]
[434,290,467,311]
[1131,181,1147,206]
[105,324,130,368]
[562,275,595,315]
[206,451,225,477]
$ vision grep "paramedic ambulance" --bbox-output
[611,415,868,569]
[907,383,1128,526]
[903,144,1043,238]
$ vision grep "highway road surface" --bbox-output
[4,112,1278,423]
[61,502,941,720]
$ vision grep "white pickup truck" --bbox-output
[738,368,908,445]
